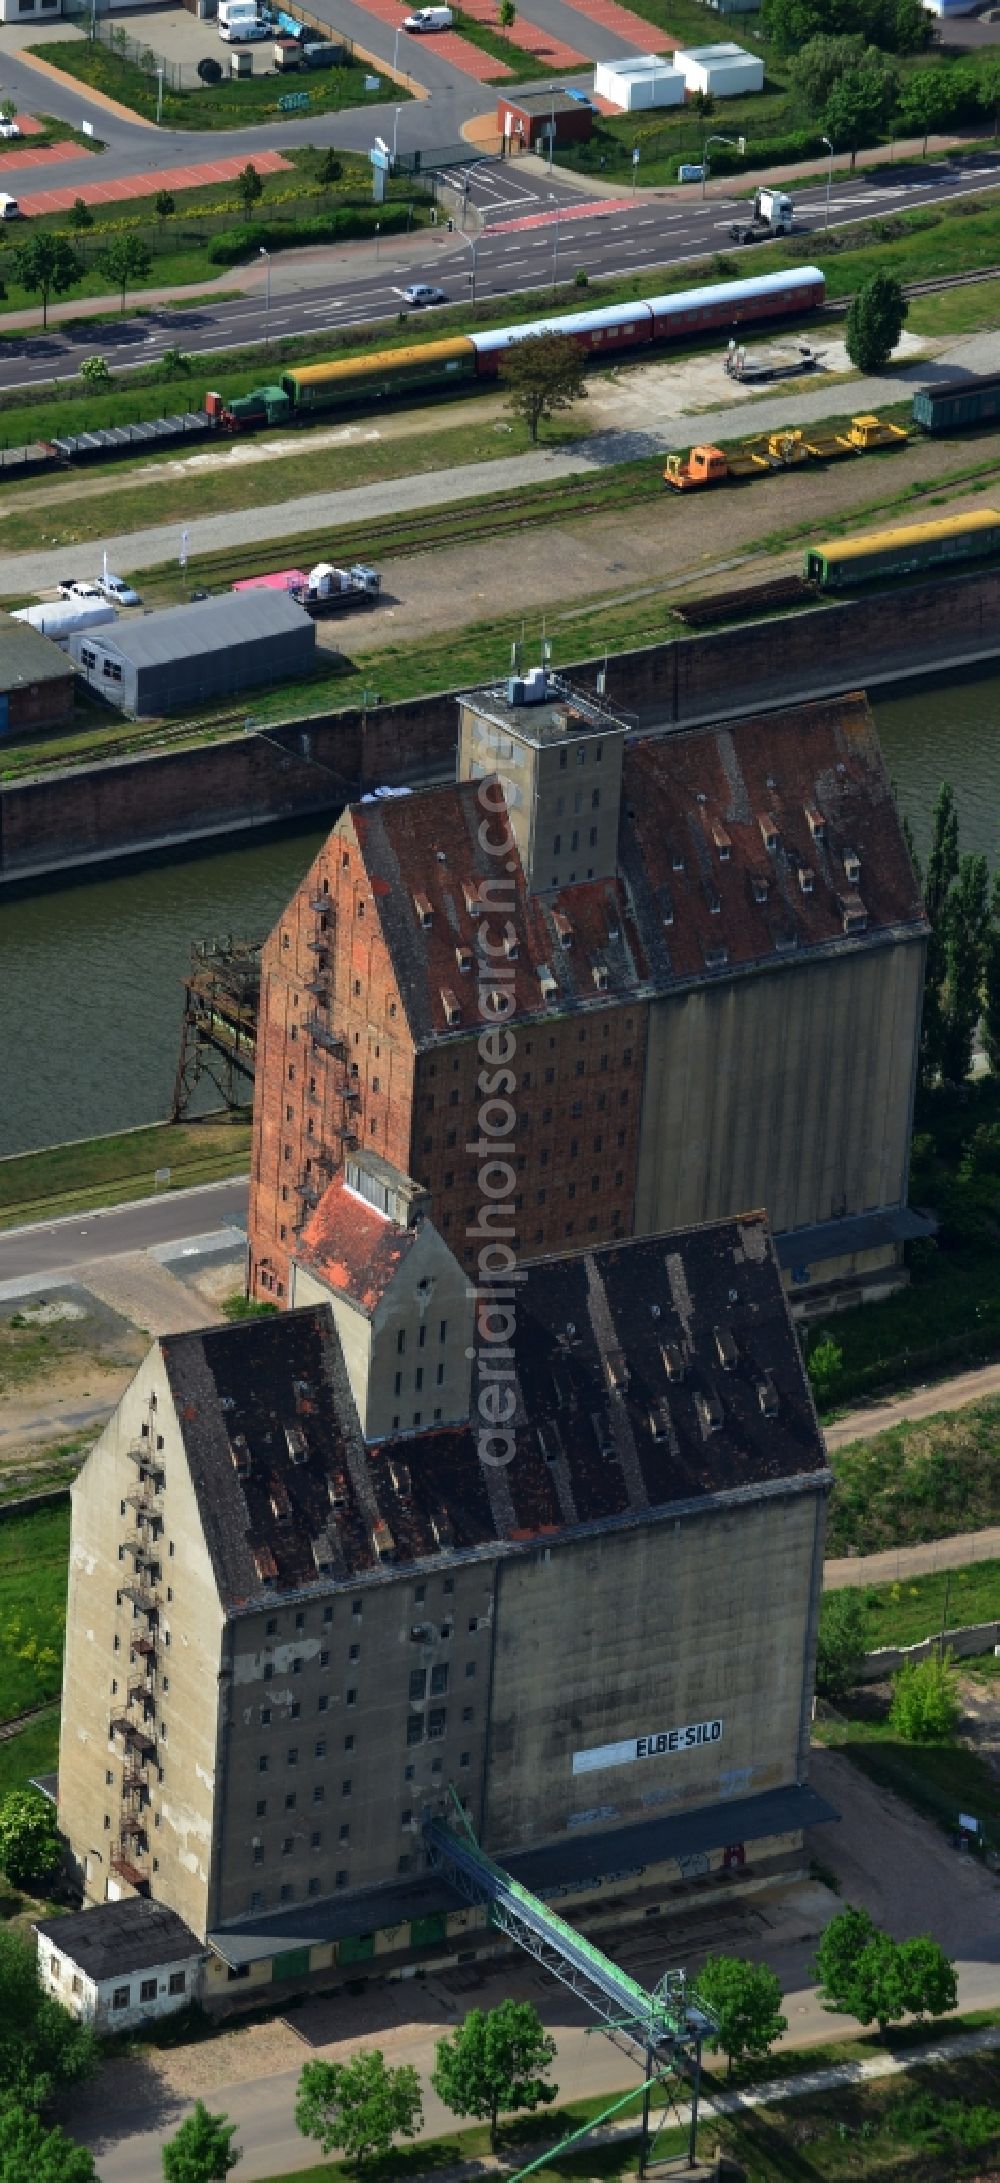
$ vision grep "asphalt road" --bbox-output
[0,1177,249,1291]
[2,148,1000,392]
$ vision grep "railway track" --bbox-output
[825,264,1000,314]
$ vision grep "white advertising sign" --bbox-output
[572,1718,723,1777]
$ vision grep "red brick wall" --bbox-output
[250,811,649,1291]
[8,676,74,735]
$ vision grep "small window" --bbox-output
[168,1971,186,1996]
[140,1978,157,2004]
[112,1986,131,2011]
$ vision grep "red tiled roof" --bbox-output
[348,694,925,1042]
[296,1176,418,1314]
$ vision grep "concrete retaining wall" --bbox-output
[4,563,1000,885]
[861,1621,1000,1680]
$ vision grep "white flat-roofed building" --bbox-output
[674,41,764,94]
[593,54,685,109]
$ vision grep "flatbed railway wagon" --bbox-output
[805,508,1000,590]
[912,372,1000,435]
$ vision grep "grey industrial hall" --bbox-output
[68,592,315,718]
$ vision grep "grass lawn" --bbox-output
[0,1708,59,1800]
[29,39,405,129]
[0,1112,251,1227]
[0,1507,69,1725]
[0,1427,99,1506]
[830,1558,1000,1649]
[828,1397,1000,1558]
[449,6,563,78]
[906,274,1000,337]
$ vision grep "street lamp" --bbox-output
[375,220,381,262]
[259,246,270,348]
[549,190,560,292]
[392,104,402,162]
[456,227,478,309]
[156,63,164,128]
[821,134,834,228]
[548,83,556,173]
[701,134,736,201]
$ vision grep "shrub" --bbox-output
[889,1653,960,1742]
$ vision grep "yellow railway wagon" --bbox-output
[806,508,1000,590]
[282,338,476,411]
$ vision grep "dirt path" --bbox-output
[825,1525,1000,1590]
[826,1359,1000,1453]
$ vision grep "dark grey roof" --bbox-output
[164,1216,826,1606]
[0,612,73,689]
[34,1898,203,1978]
[208,1782,838,1964]
[86,591,312,670]
[774,1204,934,1269]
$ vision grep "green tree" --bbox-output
[318,149,343,185]
[155,190,176,225]
[162,2101,241,2183]
[0,1929,96,2112]
[978,55,1000,138]
[694,1957,787,2078]
[762,0,927,53]
[432,2001,557,2152]
[815,1588,867,1703]
[0,1789,61,1893]
[939,851,989,1086]
[823,57,898,168]
[79,355,111,387]
[158,345,192,375]
[889,1653,961,1743]
[295,2051,422,2171]
[920,780,960,1088]
[236,163,263,222]
[499,332,587,443]
[498,0,516,23]
[67,198,93,233]
[844,266,907,371]
[806,1332,843,1406]
[99,234,152,312]
[12,233,82,331]
[0,2106,97,2183]
[816,1909,956,2035]
[981,870,1000,1076]
[900,67,959,155]
[788,33,867,119]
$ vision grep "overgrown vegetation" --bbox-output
[828,1398,1000,1555]
[0,1506,69,1726]
[826,1559,1000,1648]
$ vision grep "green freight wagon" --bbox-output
[913,373,1000,435]
[805,508,1000,590]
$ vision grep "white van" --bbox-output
[218,1,264,38]
[0,195,20,220]
[404,7,452,28]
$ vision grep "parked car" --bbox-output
[57,578,102,601]
[402,283,446,306]
[98,572,141,607]
[0,119,22,141]
[404,7,453,28]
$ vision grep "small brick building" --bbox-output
[498,89,594,151]
[0,614,75,737]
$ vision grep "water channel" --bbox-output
[1,665,998,1158]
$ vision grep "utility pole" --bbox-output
[259,246,270,349]
[822,134,834,227]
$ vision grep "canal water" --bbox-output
[1,666,998,1158]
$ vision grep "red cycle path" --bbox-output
[18,147,291,218]
[490,194,635,229]
[0,141,87,176]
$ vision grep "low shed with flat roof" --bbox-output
[68,591,316,718]
[0,611,75,737]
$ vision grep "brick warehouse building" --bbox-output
[56,1205,834,1999]
[248,684,929,1314]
